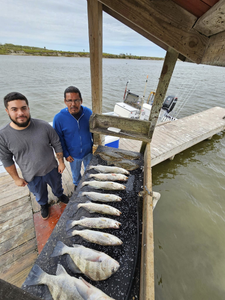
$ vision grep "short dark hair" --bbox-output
[4,92,29,108]
[64,86,82,99]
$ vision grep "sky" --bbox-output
[0,0,166,58]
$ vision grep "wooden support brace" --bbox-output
[140,143,155,300]
[89,113,151,142]
[87,0,103,146]
[140,47,179,154]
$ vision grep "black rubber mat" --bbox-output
[22,146,143,300]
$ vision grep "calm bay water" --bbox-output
[1,55,225,299]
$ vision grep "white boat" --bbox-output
[104,81,178,148]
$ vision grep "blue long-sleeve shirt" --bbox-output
[53,106,93,159]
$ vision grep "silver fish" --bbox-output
[24,264,83,300]
[88,173,128,181]
[67,229,123,246]
[67,216,121,230]
[82,180,126,190]
[51,241,120,281]
[107,159,139,171]
[89,164,129,175]
[25,264,115,300]
[78,201,121,216]
[75,276,115,300]
[80,191,122,202]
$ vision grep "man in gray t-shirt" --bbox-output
[0,92,69,219]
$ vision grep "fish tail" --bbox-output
[67,229,78,238]
[24,264,45,286]
[66,219,76,231]
[51,241,67,257]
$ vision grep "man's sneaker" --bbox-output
[41,204,49,220]
[59,194,69,204]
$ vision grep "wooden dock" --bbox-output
[0,161,74,287]
[120,107,225,165]
[0,106,225,288]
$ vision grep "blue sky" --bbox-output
[0,0,166,58]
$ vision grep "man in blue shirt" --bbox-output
[53,86,93,190]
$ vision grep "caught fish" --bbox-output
[77,201,121,216]
[88,173,128,181]
[114,149,140,160]
[80,191,122,202]
[107,159,139,171]
[98,152,122,162]
[24,264,83,300]
[66,216,121,230]
[82,180,126,190]
[24,264,115,300]
[67,229,123,246]
[89,164,129,175]
[51,241,120,281]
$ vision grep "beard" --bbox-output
[9,115,31,128]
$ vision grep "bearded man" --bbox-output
[0,92,69,219]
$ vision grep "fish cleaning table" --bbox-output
[22,146,144,300]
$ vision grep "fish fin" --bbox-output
[51,241,66,258]
[56,264,68,276]
[66,229,75,238]
[69,203,79,215]
[24,264,45,286]
[66,255,82,274]
[72,243,84,248]
[79,277,92,288]
[66,220,75,231]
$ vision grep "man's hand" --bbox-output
[58,162,66,174]
[66,156,74,163]
[14,177,28,187]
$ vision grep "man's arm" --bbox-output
[5,164,27,187]
[56,152,65,174]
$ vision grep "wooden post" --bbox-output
[87,0,103,146]
[140,47,179,154]
[140,143,154,300]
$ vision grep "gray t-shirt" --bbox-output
[0,118,63,182]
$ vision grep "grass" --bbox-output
[0,43,163,60]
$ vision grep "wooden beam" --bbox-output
[102,5,186,61]
[194,0,225,36]
[201,30,225,66]
[89,113,151,142]
[140,47,178,153]
[98,0,208,63]
[87,0,103,146]
[140,143,154,300]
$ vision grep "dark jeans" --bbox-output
[27,167,63,205]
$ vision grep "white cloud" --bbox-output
[0,0,164,57]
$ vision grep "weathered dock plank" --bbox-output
[0,158,74,287]
[120,107,225,166]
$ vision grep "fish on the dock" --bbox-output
[66,216,121,230]
[51,241,120,281]
[24,264,83,300]
[82,180,126,190]
[24,264,115,299]
[67,229,123,246]
[88,173,128,181]
[107,159,139,171]
[89,164,129,175]
[114,149,141,160]
[98,152,123,162]
[80,191,122,202]
[77,201,121,216]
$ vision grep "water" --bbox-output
[1,55,225,299]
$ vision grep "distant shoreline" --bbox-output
[0,43,164,60]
